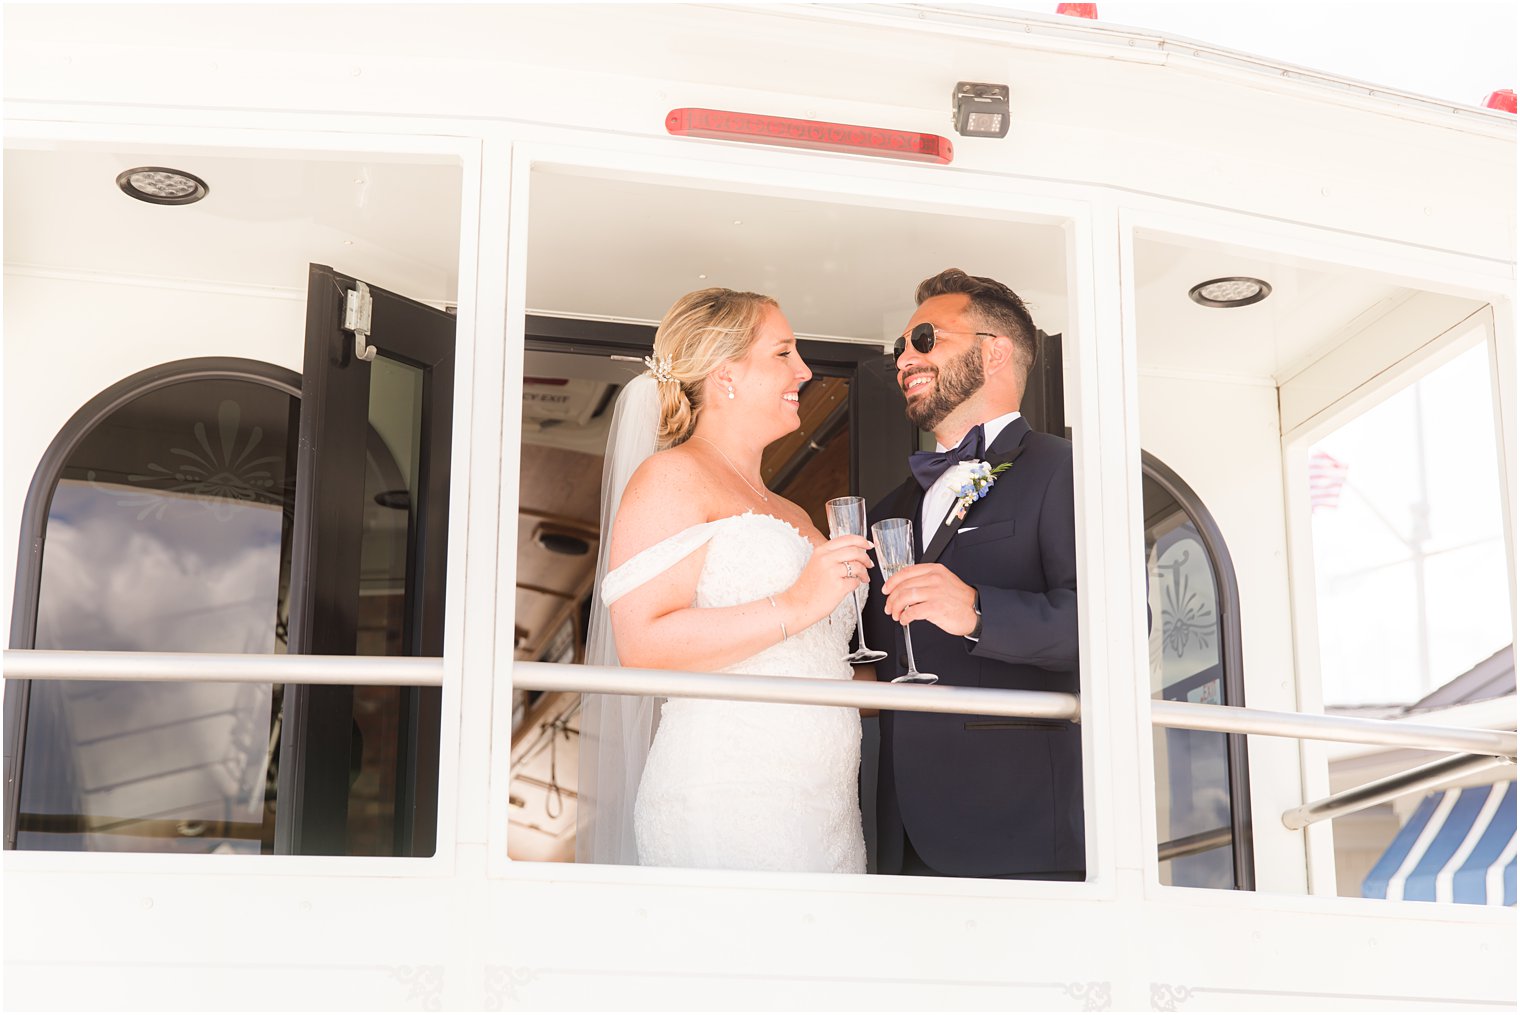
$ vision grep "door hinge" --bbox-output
[343,282,377,362]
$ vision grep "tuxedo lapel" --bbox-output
[883,473,926,532]
[921,418,1032,564]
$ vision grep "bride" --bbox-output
[577,288,873,873]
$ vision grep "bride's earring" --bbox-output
[726,383,735,400]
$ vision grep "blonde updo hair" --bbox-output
[651,287,778,450]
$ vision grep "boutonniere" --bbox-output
[946,460,1011,520]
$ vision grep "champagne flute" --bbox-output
[869,517,938,684]
[825,496,887,664]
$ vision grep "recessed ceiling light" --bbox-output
[1188,276,1271,308]
[374,489,410,510]
[116,166,209,206]
[698,273,708,279]
[533,523,591,556]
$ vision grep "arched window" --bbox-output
[1143,451,1255,890]
[7,268,459,858]
[7,359,300,853]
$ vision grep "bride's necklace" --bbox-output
[691,435,769,502]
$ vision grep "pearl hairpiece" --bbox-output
[643,353,676,385]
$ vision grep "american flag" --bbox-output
[1309,451,1350,511]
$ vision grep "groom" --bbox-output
[863,268,1082,881]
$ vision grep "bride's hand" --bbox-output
[779,534,873,627]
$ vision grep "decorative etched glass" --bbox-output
[20,379,296,853]
[1145,472,1235,890]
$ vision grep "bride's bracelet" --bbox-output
[765,594,788,642]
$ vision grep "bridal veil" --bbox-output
[576,372,661,865]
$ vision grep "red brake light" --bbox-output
[665,108,954,165]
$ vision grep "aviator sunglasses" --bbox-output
[894,322,997,358]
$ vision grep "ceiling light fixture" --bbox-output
[116,166,209,206]
[1188,276,1272,308]
[374,489,411,510]
[533,523,591,557]
[952,82,1011,138]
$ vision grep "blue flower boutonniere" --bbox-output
[946,460,1012,521]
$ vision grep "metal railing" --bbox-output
[7,650,1514,836]
[514,661,1080,719]
[1282,753,1516,830]
[6,651,1513,758]
[1157,825,1234,862]
[1150,698,1515,759]
[3,649,443,687]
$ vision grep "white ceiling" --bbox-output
[526,168,1069,343]
[3,146,463,305]
[1130,235,1412,381]
[5,143,1453,382]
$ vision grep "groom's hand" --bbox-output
[881,563,978,637]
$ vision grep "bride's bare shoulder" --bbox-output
[615,445,713,535]
[623,443,707,497]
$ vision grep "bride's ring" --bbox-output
[843,561,857,580]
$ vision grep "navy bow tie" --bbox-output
[909,424,986,490]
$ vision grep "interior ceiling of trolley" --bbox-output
[5,145,1456,379]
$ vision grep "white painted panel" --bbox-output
[4,861,1513,1010]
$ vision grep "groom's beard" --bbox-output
[903,343,986,431]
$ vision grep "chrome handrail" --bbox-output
[1157,825,1234,862]
[5,650,1513,759]
[2,649,444,687]
[514,661,1080,719]
[1281,753,1516,830]
[1151,699,1515,760]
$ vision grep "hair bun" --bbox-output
[649,288,778,450]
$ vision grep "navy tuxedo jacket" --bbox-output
[865,416,1083,877]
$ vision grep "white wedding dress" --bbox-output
[600,511,868,874]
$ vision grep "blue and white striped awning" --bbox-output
[1363,781,1516,906]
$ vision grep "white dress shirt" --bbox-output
[919,410,1022,553]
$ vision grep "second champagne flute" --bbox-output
[869,517,938,684]
[825,496,887,664]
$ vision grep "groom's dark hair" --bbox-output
[915,268,1036,375]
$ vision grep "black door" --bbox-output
[276,264,455,857]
